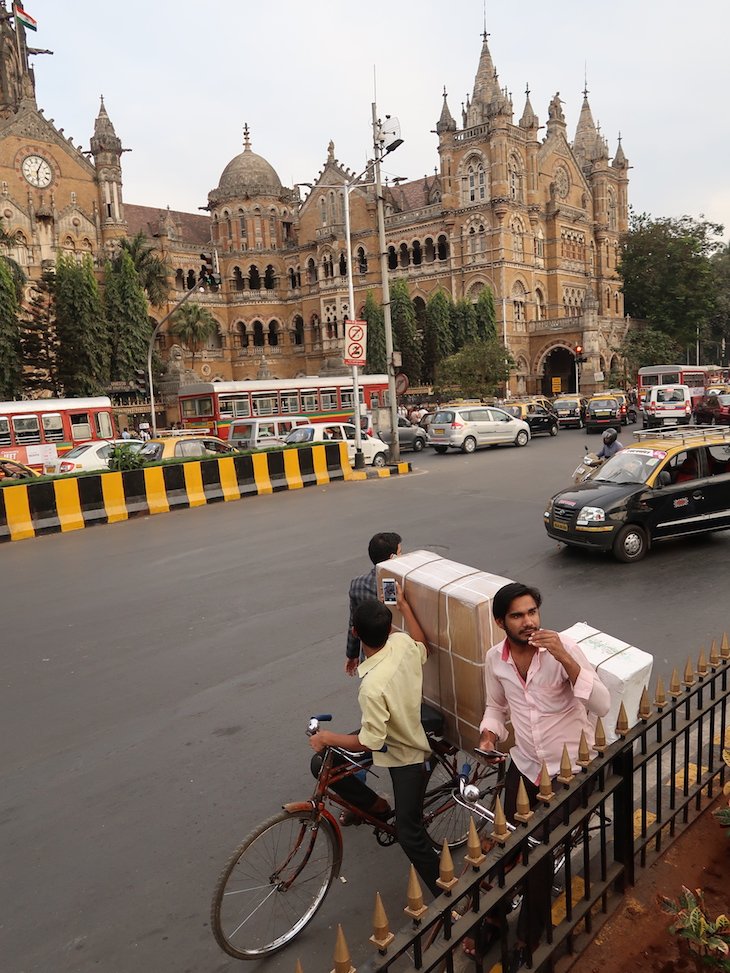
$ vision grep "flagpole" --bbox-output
[12,4,25,74]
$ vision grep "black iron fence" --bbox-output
[337,646,729,973]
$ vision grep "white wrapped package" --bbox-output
[562,622,654,744]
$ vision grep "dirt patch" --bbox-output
[574,797,728,973]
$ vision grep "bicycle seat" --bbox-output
[420,702,444,736]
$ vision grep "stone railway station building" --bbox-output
[0,6,632,405]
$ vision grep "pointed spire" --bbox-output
[472,30,498,105]
[519,82,538,129]
[90,95,121,155]
[612,131,628,169]
[243,122,251,151]
[436,86,457,134]
[573,87,598,159]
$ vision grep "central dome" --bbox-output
[212,124,282,201]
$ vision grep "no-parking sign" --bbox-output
[344,319,368,366]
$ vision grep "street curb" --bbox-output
[347,461,412,481]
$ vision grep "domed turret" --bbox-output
[208,124,282,206]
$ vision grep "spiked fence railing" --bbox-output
[291,638,729,973]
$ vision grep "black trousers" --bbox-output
[311,754,440,897]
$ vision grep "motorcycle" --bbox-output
[573,449,605,484]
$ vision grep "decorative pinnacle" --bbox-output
[331,924,355,973]
[683,657,695,688]
[577,729,591,768]
[404,866,427,920]
[557,743,575,784]
[616,702,630,737]
[243,122,251,150]
[721,632,730,659]
[655,675,667,710]
[709,640,720,668]
[491,795,509,844]
[370,892,394,952]
[514,777,534,822]
[465,817,486,866]
[436,839,458,892]
[697,648,708,677]
[669,668,681,697]
[537,759,555,802]
[525,82,530,98]
[639,686,652,721]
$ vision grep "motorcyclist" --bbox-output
[596,428,623,460]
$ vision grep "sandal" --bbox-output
[461,919,501,959]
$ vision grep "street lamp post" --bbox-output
[372,101,402,463]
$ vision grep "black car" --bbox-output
[544,431,730,562]
[503,403,559,437]
[553,396,588,429]
[585,396,622,433]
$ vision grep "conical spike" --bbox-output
[594,717,607,753]
[577,729,591,767]
[639,686,651,721]
[491,794,509,842]
[370,892,394,951]
[404,865,427,919]
[697,648,708,677]
[721,632,730,659]
[514,776,534,822]
[669,668,681,697]
[332,925,355,973]
[616,701,629,736]
[537,759,555,802]
[709,639,720,668]
[466,817,482,861]
[295,961,304,973]
[557,743,575,784]
[683,657,695,688]
[655,675,667,710]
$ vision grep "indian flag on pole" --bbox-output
[13,4,38,31]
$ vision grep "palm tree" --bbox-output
[169,302,218,372]
[114,231,169,307]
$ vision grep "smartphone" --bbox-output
[474,747,506,761]
[382,578,397,605]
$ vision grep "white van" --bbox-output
[643,385,692,428]
[228,415,309,450]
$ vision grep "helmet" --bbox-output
[602,429,617,445]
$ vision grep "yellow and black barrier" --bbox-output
[0,444,410,543]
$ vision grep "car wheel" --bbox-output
[549,424,558,437]
[612,525,648,564]
[412,437,425,452]
[433,445,448,454]
[515,430,529,447]
[461,436,477,454]
[372,452,387,468]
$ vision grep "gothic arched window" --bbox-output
[508,154,524,202]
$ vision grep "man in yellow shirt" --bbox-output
[309,587,440,896]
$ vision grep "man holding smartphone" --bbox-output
[345,532,402,675]
[476,582,611,970]
[311,586,440,897]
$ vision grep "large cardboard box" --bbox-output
[561,623,654,744]
[377,551,512,751]
[377,553,655,753]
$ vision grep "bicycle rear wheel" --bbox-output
[211,809,341,959]
[423,749,496,849]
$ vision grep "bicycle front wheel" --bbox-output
[423,749,494,849]
[211,809,341,959]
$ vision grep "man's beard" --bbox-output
[507,624,538,648]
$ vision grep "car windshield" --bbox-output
[594,447,667,485]
[64,443,94,459]
[656,388,685,403]
[556,400,579,409]
[286,427,314,444]
[432,411,455,423]
[139,442,163,461]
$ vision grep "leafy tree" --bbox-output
[474,286,497,340]
[55,254,109,395]
[0,259,21,399]
[619,212,724,347]
[450,299,478,351]
[435,338,514,399]
[114,231,169,307]
[614,326,681,377]
[363,290,387,374]
[709,243,730,361]
[389,278,422,383]
[105,252,153,382]
[169,302,218,372]
[422,289,453,383]
[19,270,60,396]
[0,221,27,302]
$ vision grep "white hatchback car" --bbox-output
[45,439,144,475]
[285,423,389,467]
[428,406,531,453]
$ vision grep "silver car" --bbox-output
[428,406,531,453]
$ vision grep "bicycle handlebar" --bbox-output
[307,715,387,751]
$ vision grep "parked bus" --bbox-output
[0,397,116,469]
[178,376,390,438]
[636,365,712,408]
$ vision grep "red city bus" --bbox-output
[0,397,117,469]
[178,375,389,438]
[636,365,712,409]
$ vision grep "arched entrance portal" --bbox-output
[542,346,576,395]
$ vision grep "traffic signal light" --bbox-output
[199,252,222,289]
[133,367,149,395]
[575,345,588,364]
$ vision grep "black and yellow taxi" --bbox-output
[544,426,730,562]
[585,394,622,433]
[553,395,588,429]
[503,401,559,437]
[0,456,39,482]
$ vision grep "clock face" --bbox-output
[22,154,53,188]
[555,166,569,200]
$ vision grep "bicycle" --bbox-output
[210,709,499,960]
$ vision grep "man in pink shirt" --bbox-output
[477,582,611,970]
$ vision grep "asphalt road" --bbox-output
[3,427,728,973]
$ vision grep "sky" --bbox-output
[21,0,730,237]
